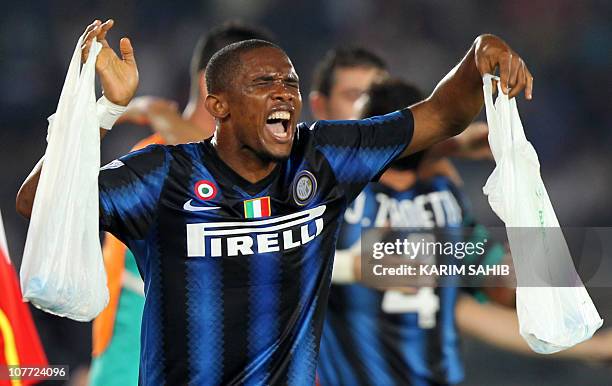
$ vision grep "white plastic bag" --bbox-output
[481,74,602,354]
[20,33,108,321]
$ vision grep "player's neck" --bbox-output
[212,133,278,184]
[379,169,417,191]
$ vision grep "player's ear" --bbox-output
[309,91,329,120]
[205,94,229,119]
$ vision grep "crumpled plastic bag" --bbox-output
[482,73,602,354]
[20,33,108,322]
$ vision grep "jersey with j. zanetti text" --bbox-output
[97,109,414,386]
[317,175,505,386]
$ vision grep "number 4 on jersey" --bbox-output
[381,288,440,329]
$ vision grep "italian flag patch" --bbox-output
[243,196,272,218]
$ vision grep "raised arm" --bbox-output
[16,19,138,218]
[405,34,533,155]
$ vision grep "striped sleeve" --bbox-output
[99,144,170,242]
[312,108,414,203]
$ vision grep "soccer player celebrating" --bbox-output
[89,21,274,386]
[17,19,533,385]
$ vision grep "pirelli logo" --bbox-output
[186,205,326,257]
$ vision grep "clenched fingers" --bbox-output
[475,35,534,100]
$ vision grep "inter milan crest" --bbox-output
[293,170,317,206]
[194,180,217,200]
[244,196,272,218]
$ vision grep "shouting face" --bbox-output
[220,46,302,162]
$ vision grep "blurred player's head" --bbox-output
[205,39,301,162]
[310,46,388,120]
[358,78,426,170]
[190,21,274,99]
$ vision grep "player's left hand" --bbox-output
[474,34,534,100]
[81,19,139,106]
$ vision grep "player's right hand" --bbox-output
[81,19,138,106]
[474,34,533,100]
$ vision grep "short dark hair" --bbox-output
[190,21,275,79]
[205,39,285,94]
[311,46,387,96]
[360,78,423,118]
[361,78,426,171]
[189,21,274,99]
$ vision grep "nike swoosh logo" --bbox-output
[183,199,221,212]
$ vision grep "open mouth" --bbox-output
[265,110,291,140]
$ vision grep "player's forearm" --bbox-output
[16,128,108,219]
[551,332,609,361]
[456,296,532,355]
[426,37,484,138]
[407,35,516,156]
[457,296,610,361]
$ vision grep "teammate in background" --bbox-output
[17,18,534,385]
[309,47,504,383]
[309,47,492,178]
[89,21,274,386]
[309,47,387,121]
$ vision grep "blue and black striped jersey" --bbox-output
[98,109,414,386]
[318,176,481,386]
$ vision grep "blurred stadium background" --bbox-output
[1,1,611,385]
